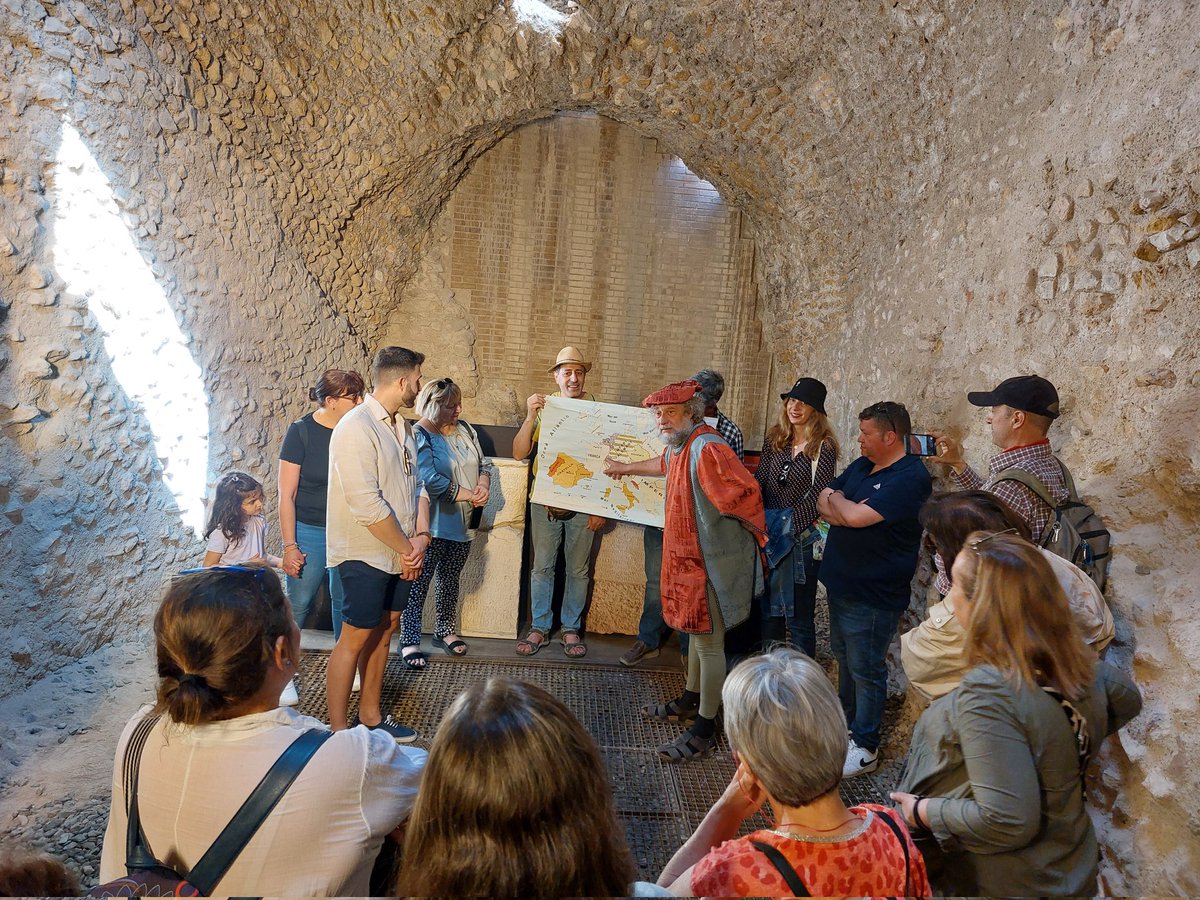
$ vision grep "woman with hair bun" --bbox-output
[98,566,426,897]
[278,369,364,639]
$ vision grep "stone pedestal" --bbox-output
[421,457,527,639]
[586,521,648,635]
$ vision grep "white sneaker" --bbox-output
[843,739,878,777]
[351,670,361,693]
[279,678,299,707]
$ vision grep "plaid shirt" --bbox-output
[938,440,1069,594]
[715,409,744,462]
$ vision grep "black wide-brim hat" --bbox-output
[967,375,1060,419]
[780,377,827,415]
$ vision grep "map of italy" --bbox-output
[531,396,666,527]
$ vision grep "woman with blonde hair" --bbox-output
[754,377,839,657]
[891,533,1142,896]
[99,566,426,896]
[398,376,494,667]
[658,648,929,897]
[396,677,666,898]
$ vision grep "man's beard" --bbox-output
[662,424,690,449]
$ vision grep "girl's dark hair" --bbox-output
[397,678,636,898]
[154,566,293,725]
[920,490,1031,573]
[203,471,263,543]
[308,368,365,404]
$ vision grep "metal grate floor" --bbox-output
[298,650,886,879]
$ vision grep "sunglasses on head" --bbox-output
[178,564,268,582]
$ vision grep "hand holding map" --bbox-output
[531,396,667,527]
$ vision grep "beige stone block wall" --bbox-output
[392,112,772,445]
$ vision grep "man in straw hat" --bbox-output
[606,380,766,762]
[512,347,606,659]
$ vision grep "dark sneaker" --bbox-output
[361,715,418,744]
[620,640,661,667]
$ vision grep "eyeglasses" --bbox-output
[177,564,267,582]
[966,528,1019,553]
[401,446,412,477]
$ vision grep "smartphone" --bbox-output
[907,433,938,456]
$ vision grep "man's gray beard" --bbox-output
[663,427,688,449]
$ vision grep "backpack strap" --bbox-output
[186,728,334,895]
[874,808,912,899]
[122,716,164,872]
[748,840,809,897]
[990,465,1059,508]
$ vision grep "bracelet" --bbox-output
[915,797,929,830]
[415,531,432,539]
[283,542,300,550]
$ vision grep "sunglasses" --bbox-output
[178,564,268,581]
[966,527,1019,553]
[778,461,792,483]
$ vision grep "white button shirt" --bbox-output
[326,393,427,574]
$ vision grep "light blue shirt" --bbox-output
[414,421,495,541]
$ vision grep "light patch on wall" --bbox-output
[512,0,567,31]
[50,122,209,536]
[663,157,723,208]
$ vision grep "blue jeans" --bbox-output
[529,503,596,633]
[827,594,902,753]
[285,521,346,638]
[763,542,819,658]
[636,527,688,655]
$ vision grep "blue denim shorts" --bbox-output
[335,560,412,630]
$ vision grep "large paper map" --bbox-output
[531,396,666,527]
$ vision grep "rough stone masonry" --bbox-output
[0,0,1197,893]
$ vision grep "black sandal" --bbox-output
[401,647,427,670]
[433,635,468,656]
[657,729,717,763]
[641,696,700,724]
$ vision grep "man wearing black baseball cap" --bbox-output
[931,376,1069,590]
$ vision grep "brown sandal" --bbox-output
[560,630,587,658]
[516,629,548,656]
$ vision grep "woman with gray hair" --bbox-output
[398,377,494,667]
[657,648,929,897]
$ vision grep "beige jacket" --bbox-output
[902,547,1115,703]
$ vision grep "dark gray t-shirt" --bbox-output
[279,413,334,527]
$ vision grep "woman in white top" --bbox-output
[98,566,426,897]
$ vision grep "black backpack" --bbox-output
[992,460,1111,592]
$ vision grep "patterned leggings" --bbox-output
[400,537,472,646]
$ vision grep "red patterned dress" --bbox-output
[690,804,931,898]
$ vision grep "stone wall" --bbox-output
[387,110,772,441]
[0,0,1197,891]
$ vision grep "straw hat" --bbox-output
[548,346,592,373]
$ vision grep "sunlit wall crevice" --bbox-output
[50,122,209,536]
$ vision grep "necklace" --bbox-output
[769,812,862,842]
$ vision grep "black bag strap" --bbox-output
[187,728,333,894]
[749,839,809,897]
[122,721,333,895]
[874,808,912,899]
[122,715,163,872]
